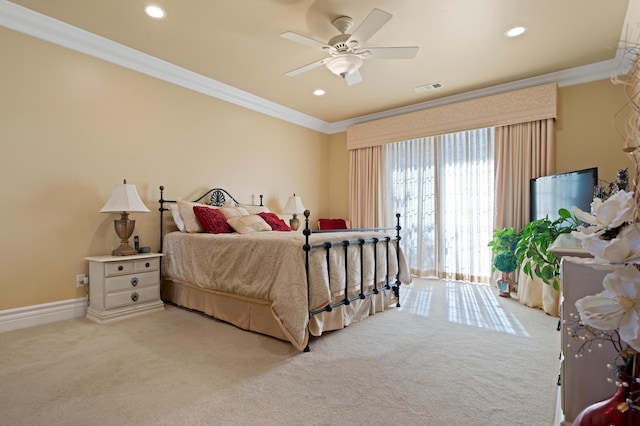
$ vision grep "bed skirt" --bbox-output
[161,278,398,349]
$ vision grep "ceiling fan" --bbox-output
[280,8,419,86]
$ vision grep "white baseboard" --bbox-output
[0,297,88,333]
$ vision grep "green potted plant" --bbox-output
[488,227,521,297]
[488,227,520,256]
[514,208,580,291]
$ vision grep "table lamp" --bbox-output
[283,193,305,231]
[100,179,150,256]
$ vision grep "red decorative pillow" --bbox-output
[258,212,291,232]
[193,206,232,234]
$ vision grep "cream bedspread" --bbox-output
[162,230,411,350]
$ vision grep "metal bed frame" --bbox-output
[159,186,403,351]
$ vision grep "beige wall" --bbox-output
[0,25,632,312]
[0,28,335,310]
[557,79,631,181]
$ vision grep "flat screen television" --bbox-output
[530,167,598,221]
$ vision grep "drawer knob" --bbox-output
[145,262,150,268]
[131,292,139,302]
[131,277,139,287]
[118,265,124,271]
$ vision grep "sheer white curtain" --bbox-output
[382,128,495,283]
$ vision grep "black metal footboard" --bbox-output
[302,211,402,352]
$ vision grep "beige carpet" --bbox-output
[0,278,559,426]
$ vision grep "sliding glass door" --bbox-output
[382,128,495,283]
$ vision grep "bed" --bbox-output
[159,186,411,351]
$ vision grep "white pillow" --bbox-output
[177,199,218,233]
[237,204,270,215]
[227,215,272,234]
[219,206,249,220]
[170,204,185,232]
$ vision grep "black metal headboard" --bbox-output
[158,186,263,250]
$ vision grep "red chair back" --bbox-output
[318,218,348,230]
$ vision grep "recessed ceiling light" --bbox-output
[145,5,166,19]
[313,89,325,96]
[505,26,527,38]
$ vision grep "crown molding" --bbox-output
[0,1,333,133]
[327,56,623,133]
[0,0,625,135]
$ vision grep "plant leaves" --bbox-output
[513,208,579,287]
[558,208,572,218]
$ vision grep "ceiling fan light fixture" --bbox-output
[281,8,416,85]
[325,55,363,77]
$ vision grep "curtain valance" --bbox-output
[347,83,557,150]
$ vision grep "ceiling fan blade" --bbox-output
[347,8,392,46]
[280,31,331,51]
[344,70,363,86]
[363,46,419,60]
[284,59,326,77]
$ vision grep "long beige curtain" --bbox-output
[494,118,556,314]
[349,146,383,228]
[493,119,555,231]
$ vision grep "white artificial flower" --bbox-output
[571,222,640,263]
[576,264,640,352]
[571,190,635,230]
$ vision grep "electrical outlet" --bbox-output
[76,274,87,288]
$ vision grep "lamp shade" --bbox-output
[283,194,305,215]
[100,180,150,213]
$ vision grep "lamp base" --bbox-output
[289,214,300,231]
[112,243,138,256]
[112,215,137,256]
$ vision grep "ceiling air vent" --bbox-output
[414,82,443,93]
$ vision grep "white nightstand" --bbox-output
[85,253,164,323]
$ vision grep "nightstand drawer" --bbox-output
[105,285,160,309]
[105,270,158,292]
[104,261,135,277]
[134,257,159,272]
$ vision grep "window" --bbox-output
[382,128,495,283]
